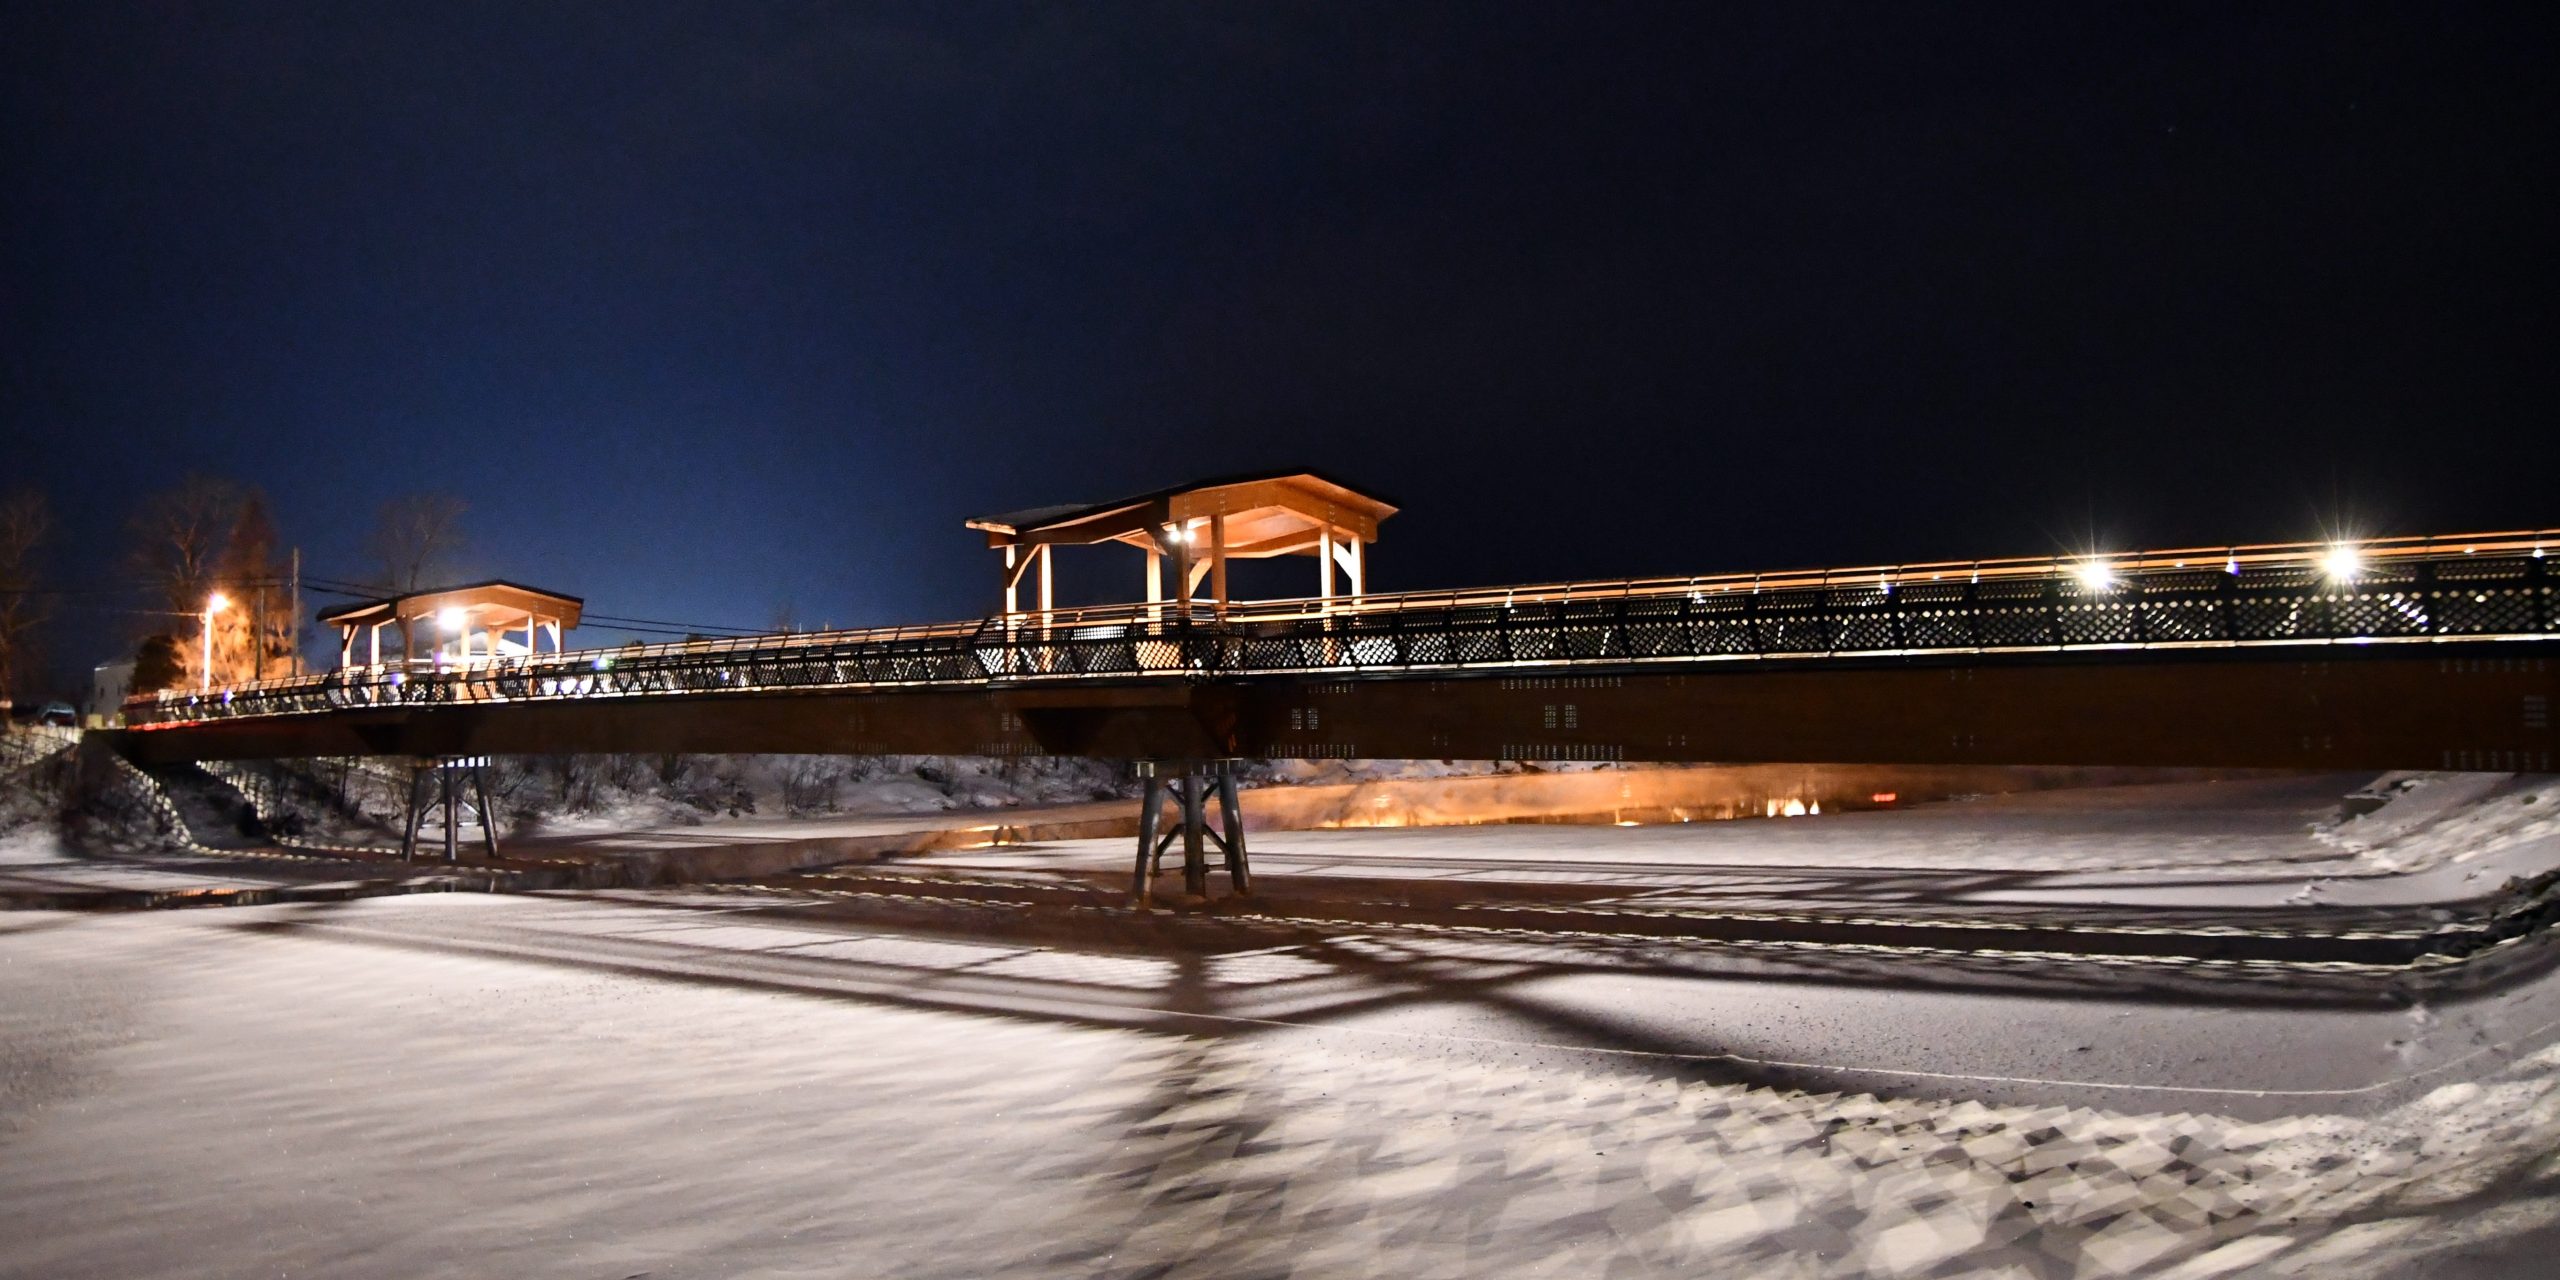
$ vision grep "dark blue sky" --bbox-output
[6,3,2556,677]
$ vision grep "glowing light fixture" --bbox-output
[200,593,230,692]
[2322,544,2363,582]
[436,606,469,633]
[2072,560,2117,592]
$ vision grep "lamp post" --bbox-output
[201,592,229,692]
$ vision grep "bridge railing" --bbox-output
[125,529,2558,727]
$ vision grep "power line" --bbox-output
[9,577,775,640]
[295,575,764,636]
[583,613,761,635]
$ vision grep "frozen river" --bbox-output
[4,773,2558,1278]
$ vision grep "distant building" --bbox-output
[86,661,133,729]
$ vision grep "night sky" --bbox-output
[6,3,2556,685]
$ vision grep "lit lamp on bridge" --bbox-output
[2071,560,2118,592]
[200,592,228,692]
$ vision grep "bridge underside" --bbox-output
[114,642,2557,774]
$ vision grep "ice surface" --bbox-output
[1,894,2555,1279]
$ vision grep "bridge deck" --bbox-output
[115,532,2559,773]
[130,531,2557,726]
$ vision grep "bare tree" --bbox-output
[127,475,244,619]
[214,492,295,683]
[0,489,52,704]
[369,494,469,593]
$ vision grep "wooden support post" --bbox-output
[1209,513,1229,614]
[1318,528,1337,603]
[1036,544,1054,615]
[1002,546,1020,615]
[1145,547,1163,606]
[1171,535,1193,621]
[1347,538,1366,600]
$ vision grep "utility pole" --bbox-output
[251,570,265,682]
[290,548,303,677]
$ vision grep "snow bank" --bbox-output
[2318,772,2560,873]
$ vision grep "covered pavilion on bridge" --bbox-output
[319,580,584,672]
[965,470,1398,617]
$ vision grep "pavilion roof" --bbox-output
[966,469,1397,556]
[317,579,584,629]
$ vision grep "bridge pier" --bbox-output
[1132,760,1249,906]
[400,755,500,863]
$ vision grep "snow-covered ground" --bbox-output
[1,889,2555,1279]
[4,768,2556,1277]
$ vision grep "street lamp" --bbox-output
[201,592,229,692]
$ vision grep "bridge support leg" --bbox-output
[399,756,502,864]
[400,767,429,862]
[1133,772,1164,906]
[1218,769,1249,895]
[1180,772,1208,899]
[473,768,501,861]
[441,767,460,863]
[1130,761,1251,907]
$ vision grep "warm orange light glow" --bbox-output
[1870,791,1898,803]
[207,592,229,612]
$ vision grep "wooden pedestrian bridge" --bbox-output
[112,471,2552,779]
